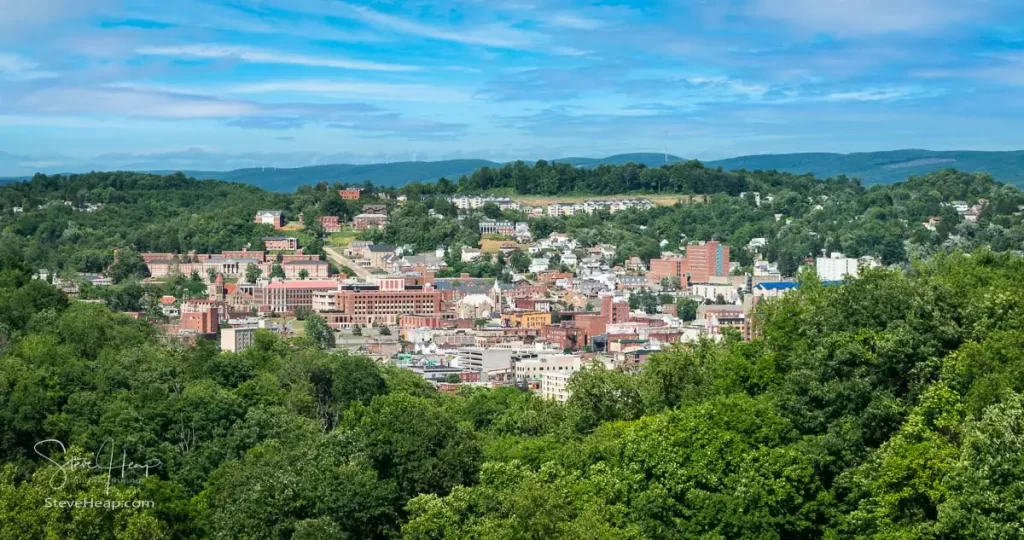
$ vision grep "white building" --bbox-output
[816,252,859,281]
[514,355,616,402]
[221,326,258,353]
[454,347,517,373]
[529,258,550,274]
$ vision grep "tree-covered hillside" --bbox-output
[11,149,1016,192]
[2,246,1024,537]
[4,167,1024,280]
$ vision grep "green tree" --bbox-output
[244,263,262,283]
[269,264,285,279]
[304,314,335,350]
[565,363,644,434]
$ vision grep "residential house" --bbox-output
[254,210,284,229]
[353,213,388,231]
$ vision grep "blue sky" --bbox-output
[1,0,1024,174]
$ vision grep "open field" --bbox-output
[280,222,305,231]
[480,238,529,254]
[326,228,361,247]
[510,194,706,207]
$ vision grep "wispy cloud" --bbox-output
[339,2,543,49]
[549,13,605,30]
[229,79,471,103]
[751,0,974,36]
[136,44,419,71]
[0,53,60,81]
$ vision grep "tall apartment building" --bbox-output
[181,299,219,334]
[221,326,257,352]
[816,252,859,281]
[685,241,730,283]
[648,241,730,285]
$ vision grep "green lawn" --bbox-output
[327,228,361,247]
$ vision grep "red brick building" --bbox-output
[319,289,444,327]
[339,188,362,200]
[263,236,299,251]
[685,241,731,284]
[648,241,730,285]
[263,280,340,313]
[317,216,342,233]
[181,299,219,334]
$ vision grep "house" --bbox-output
[339,188,362,200]
[263,236,299,251]
[461,246,483,263]
[626,256,645,272]
[353,213,388,231]
[529,258,550,274]
[362,203,387,215]
[254,210,284,229]
[514,222,532,242]
[317,216,342,233]
[367,245,397,270]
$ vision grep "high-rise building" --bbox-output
[684,241,730,283]
[816,252,859,281]
[181,299,219,334]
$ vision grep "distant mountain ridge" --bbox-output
[3,149,1024,190]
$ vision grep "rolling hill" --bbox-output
[3,149,1023,190]
[706,149,1024,186]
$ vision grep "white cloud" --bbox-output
[12,87,259,118]
[752,0,973,36]
[228,80,472,103]
[0,53,59,81]
[339,3,543,49]
[819,88,933,101]
[136,44,420,72]
[0,0,112,32]
[549,13,605,30]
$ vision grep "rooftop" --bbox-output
[266,280,341,290]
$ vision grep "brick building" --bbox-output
[317,216,342,233]
[339,188,362,200]
[262,280,341,313]
[181,299,219,334]
[254,210,284,229]
[648,241,731,285]
[316,289,444,327]
[263,236,298,251]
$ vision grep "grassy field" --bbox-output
[327,228,361,247]
[510,194,707,207]
[480,238,529,254]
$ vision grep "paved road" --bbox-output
[324,246,373,280]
